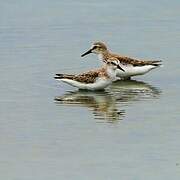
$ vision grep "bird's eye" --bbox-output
[92,45,97,50]
[93,45,100,49]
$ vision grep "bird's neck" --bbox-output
[105,65,116,80]
[98,51,109,61]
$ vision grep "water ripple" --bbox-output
[54,80,161,123]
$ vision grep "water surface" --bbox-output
[0,0,180,180]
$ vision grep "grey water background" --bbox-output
[0,0,180,179]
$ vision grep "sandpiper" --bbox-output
[54,60,125,91]
[81,42,162,80]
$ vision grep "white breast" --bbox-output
[98,54,104,61]
[107,67,117,80]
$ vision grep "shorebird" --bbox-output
[54,60,125,91]
[81,42,162,80]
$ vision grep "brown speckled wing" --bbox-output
[55,70,101,84]
[73,70,100,83]
[110,54,162,66]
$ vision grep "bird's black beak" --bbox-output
[81,49,92,57]
[117,64,125,72]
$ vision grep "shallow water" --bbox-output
[0,0,180,179]
[55,80,161,122]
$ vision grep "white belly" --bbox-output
[116,64,158,78]
[59,78,112,90]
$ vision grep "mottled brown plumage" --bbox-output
[104,53,162,66]
[55,68,109,84]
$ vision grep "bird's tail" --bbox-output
[54,74,74,80]
[150,60,162,67]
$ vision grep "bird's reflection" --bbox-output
[55,90,123,122]
[54,80,161,123]
[111,80,161,103]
